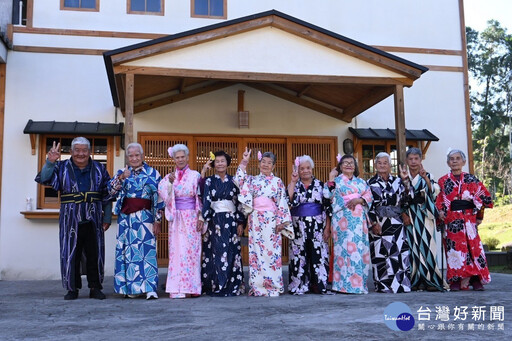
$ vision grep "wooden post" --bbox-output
[125,73,134,147]
[394,85,406,165]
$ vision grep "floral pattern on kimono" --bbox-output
[436,172,493,285]
[287,177,330,294]
[367,174,411,293]
[158,167,202,297]
[109,163,164,295]
[324,174,372,294]
[201,173,245,296]
[234,166,293,297]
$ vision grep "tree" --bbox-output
[467,20,512,203]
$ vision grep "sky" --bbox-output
[464,0,512,32]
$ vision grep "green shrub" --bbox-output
[483,237,501,250]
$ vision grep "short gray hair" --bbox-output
[71,137,91,150]
[298,155,314,169]
[447,149,466,162]
[261,151,276,165]
[170,143,189,157]
[406,147,422,159]
[126,142,144,156]
[375,152,391,165]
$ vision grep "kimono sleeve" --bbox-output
[194,172,202,212]
[360,179,373,207]
[472,176,493,211]
[158,174,174,222]
[367,179,380,223]
[235,166,253,215]
[287,182,301,208]
[275,179,294,239]
[201,177,214,223]
[35,160,61,191]
[151,169,165,219]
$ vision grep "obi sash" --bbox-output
[290,203,322,217]
[121,198,151,215]
[450,199,476,211]
[375,206,401,219]
[60,191,101,204]
[253,196,276,212]
[175,196,196,210]
[211,200,236,213]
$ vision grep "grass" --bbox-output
[478,204,512,250]
[489,265,512,274]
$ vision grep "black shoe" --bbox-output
[64,290,79,300]
[89,288,106,300]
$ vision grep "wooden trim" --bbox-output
[139,131,339,140]
[7,24,13,46]
[372,45,463,56]
[13,45,107,55]
[60,0,100,12]
[29,134,37,155]
[341,86,395,121]
[423,65,464,72]
[127,0,165,16]
[12,26,164,39]
[246,83,347,122]
[394,85,406,165]
[26,0,34,27]
[459,0,474,173]
[114,65,414,85]
[0,64,5,211]
[191,0,227,19]
[21,210,60,219]
[125,73,135,146]
[271,16,422,79]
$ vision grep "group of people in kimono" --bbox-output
[36,137,493,300]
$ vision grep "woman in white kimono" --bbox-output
[234,148,294,297]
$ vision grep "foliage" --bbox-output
[467,21,512,204]
[483,236,501,250]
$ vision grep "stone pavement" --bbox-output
[0,269,510,340]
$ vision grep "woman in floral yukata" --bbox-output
[287,155,330,295]
[158,144,203,299]
[436,149,493,291]
[234,147,294,297]
[324,154,372,294]
[200,151,246,296]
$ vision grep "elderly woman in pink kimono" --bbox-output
[234,147,294,297]
[158,144,203,299]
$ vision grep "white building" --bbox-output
[0,0,471,280]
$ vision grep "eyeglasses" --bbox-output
[341,161,355,166]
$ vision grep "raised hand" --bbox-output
[329,167,338,182]
[399,164,408,181]
[47,141,61,163]
[241,147,252,167]
[168,167,175,184]
[419,164,427,179]
[290,169,299,183]
[121,165,131,180]
[201,159,212,178]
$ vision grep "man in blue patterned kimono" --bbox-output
[35,137,112,300]
[108,143,164,299]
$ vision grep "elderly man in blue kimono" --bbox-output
[35,137,112,300]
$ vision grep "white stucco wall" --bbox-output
[0,1,468,280]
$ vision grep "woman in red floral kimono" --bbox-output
[436,149,493,291]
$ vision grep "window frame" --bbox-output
[37,134,114,209]
[127,0,165,16]
[191,0,227,19]
[60,0,100,12]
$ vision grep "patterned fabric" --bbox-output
[324,174,372,294]
[201,174,245,296]
[403,172,448,291]
[35,158,111,291]
[109,162,164,295]
[367,174,411,293]
[158,167,202,297]
[287,178,330,294]
[436,172,493,285]
[234,166,293,297]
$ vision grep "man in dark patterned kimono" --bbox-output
[35,137,112,300]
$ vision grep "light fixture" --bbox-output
[238,111,249,129]
[343,138,354,154]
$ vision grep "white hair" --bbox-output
[299,155,314,169]
[126,142,144,156]
[171,144,189,157]
[71,137,91,150]
[447,149,467,162]
[375,152,391,165]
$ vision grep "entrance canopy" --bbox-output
[103,10,428,162]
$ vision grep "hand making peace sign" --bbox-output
[47,141,61,163]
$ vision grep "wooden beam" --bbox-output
[297,84,311,97]
[134,81,232,113]
[246,83,348,122]
[372,45,463,56]
[12,25,165,39]
[111,17,274,64]
[238,90,245,111]
[179,78,187,94]
[125,73,134,146]
[13,45,107,55]
[29,134,37,155]
[394,85,406,165]
[341,86,395,121]
[114,66,414,86]
[421,140,432,157]
[423,65,463,72]
[271,16,423,80]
